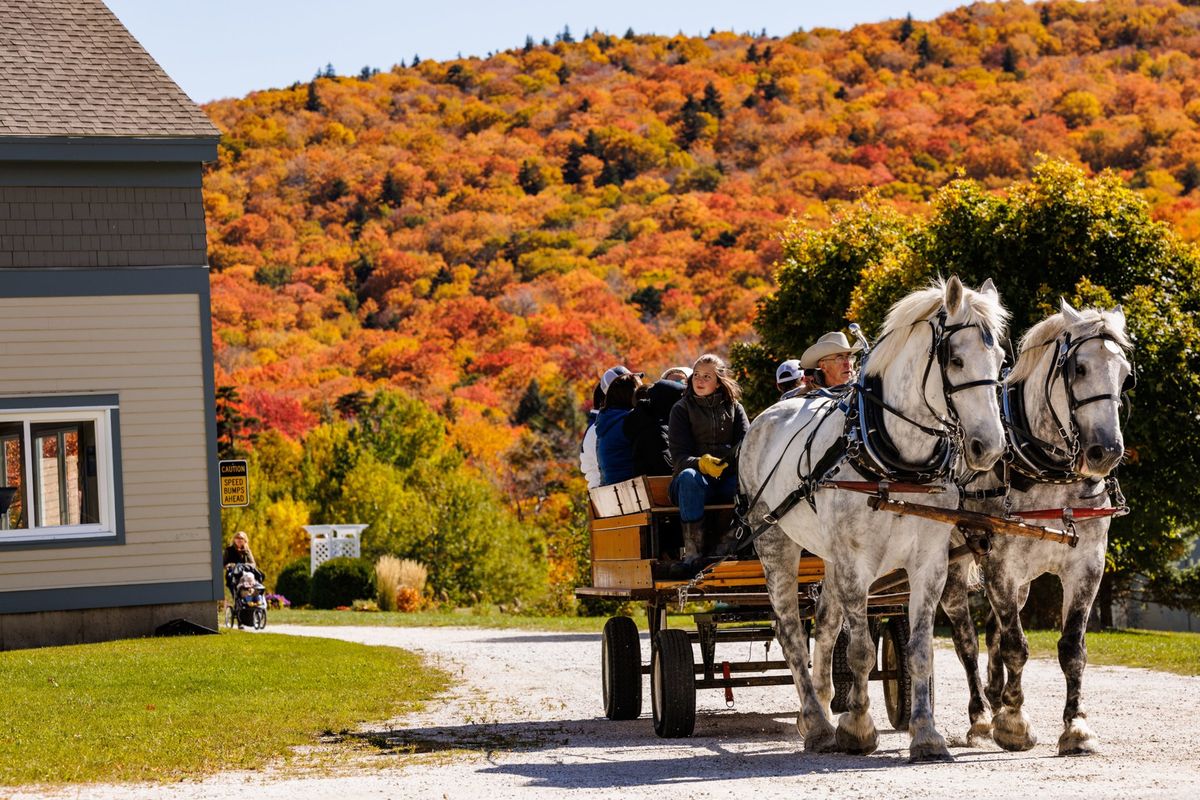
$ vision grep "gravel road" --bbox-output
[8,624,1200,800]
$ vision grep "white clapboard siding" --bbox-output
[0,293,216,593]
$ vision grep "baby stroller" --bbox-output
[224,563,268,630]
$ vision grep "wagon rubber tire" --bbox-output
[602,616,642,720]
[882,616,917,730]
[651,628,696,738]
[831,621,853,714]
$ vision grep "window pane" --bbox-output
[0,421,27,530]
[31,421,99,528]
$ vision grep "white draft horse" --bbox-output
[739,277,1010,762]
[940,301,1133,755]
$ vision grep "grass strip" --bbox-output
[0,630,449,785]
[1021,627,1200,676]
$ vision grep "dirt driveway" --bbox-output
[10,624,1200,799]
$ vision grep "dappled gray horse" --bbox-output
[941,301,1133,755]
[739,277,1009,762]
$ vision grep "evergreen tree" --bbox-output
[518,160,547,195]
[411,54,421,67]
[559,24,575,44]
[746,43,759,63]
[898,13,914,43]
[677,94,704,147]
[562,141,586,185]
[1001,45,1018,73]
[524,35,535,53]
[623,27,635,40]
[305,81,322,112]
[556,63,571,84]
[701,82,724,119]
[917,34,933,68]
[380,171,403,205]
[513,379,551,431]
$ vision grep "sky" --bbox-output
[104,0,973,105]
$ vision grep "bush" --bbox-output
[310,557,375,609]
[376,555,429,612]
[275,558,312,607]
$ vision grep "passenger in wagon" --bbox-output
[800,331,861,389]
[624,377,685,477]
[595,371,644,485]
[580,365,630,488]
[668,354,750,571]
[660,365,693,383]
[775,358,805,398]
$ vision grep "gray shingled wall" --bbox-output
[0,184,206,268]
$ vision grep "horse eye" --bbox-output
[1075,363,1087,377]
[950,356,964,369]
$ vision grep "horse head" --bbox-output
[1008,300,1133,478]
[866,276,1010,472]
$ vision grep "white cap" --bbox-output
[776,359,802,384]
[600,365,631,393]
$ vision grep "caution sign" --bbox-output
[219,460,249,508]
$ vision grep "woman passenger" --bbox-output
[595,372,643,485]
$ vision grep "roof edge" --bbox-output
[0,136,220,163]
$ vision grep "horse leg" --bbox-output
[832,587,879,756]
[1057,569,1103,755]
[940,559,991,744]
[983,606,1004,713]
[756,528,837,752]
[988,580,1038,752]
[906,555,953,763]
[811,574,842,721]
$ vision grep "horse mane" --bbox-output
[865,278,1009,377]
[1007,308,1131,385]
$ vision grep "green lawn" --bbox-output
[1020,628,1200,676]
[0,630,449,785]
[272,607,611,632]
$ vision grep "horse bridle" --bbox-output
[1008,331,1135,470]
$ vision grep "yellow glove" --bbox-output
[698,454,727,479]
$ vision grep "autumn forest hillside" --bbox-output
[205,0,1200,603]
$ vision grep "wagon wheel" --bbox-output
[882,616,912,729]
[651,628,696,738]
[602,616,643,720]
[830,621,852,714]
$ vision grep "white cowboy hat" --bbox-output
[800,331,863,369]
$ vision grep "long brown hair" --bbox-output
[688,353,742,402]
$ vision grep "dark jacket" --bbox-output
[668,391,750,478]
[223,544,256,567]
[596,407,636,485]
[624,380,685,476]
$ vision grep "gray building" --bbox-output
[0,0,223,648]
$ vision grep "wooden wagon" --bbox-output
[575,475,922,738]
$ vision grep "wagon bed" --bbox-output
[575,475,922,737]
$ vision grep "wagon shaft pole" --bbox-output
[866,495,1078,547]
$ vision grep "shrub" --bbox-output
[275,558,312,607]
[310,557,375,609]
[376,555,428,612]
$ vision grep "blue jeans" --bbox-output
[670,468,738,523]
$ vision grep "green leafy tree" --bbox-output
[757,160,1200,621]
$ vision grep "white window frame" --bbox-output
[0,405,118,544]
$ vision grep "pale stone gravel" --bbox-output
[6,624,1199,800]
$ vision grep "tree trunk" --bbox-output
[1097,572,1114,630]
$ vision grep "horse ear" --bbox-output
[945,275,964,314]
[1110,304,1127,328]
[980,277,998,298]
[1060,297,1082,323]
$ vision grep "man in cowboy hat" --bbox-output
[800,331,862,389]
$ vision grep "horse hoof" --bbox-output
[835,713,878,755]
[802,720,839,754]
[993,708,1038,752]
[1058,721,1099,756]
[909,744,955,763]
[966,718,993,746]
